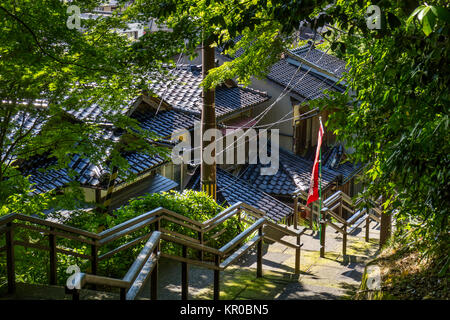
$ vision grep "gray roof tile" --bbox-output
[133,109,200,138]
[241,145,362,196]
[289,45,348,79]
[188,168,293,222]
[148,65,270,117]
[267,59,341,100]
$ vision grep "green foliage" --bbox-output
[132,0,329,87]
[0,0,176,211]
[406,4,450,36]
[310,1,450,265]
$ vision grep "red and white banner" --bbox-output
[306,119,324,205]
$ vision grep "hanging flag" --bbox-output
[306,118,324,205]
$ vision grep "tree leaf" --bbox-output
[430,6,450,23]
[422,10,435,36]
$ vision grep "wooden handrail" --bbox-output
[2,201,305,300]
[98,216,159,245]
[98,208,161,238]
[75,273,130,290]
[220,236,262,270]
[240,202,266,217]
[322,207,347,224]
[319,190,383,259]
[202,202,242,227]
[219,218,265,254]
[123,232,161,283]
[72,232,161,300]
[160,233,222,255]
[264,220,305,237]
[160,208,204,228]
[203,208,240,233]
[0,213,99,239]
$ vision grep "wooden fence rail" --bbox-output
[319,191,382,258]
[0,202,305,300]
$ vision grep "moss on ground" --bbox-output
[195,267,292,300]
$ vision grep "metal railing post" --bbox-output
[320,215,326,258]
[213,254,220,300]
[256,226,263,278]
[49,227,57,285]
[295,234,301,274]
[293,197,298,230]
[6,222,15,294]
[181,245,188,300]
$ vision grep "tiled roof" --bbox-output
[132,109,200,138]
[217,37,347,97]
[267,59,342,101]
[22,147,167,194]
[289,45,348,79]
[188,168,293,222]
[4,111,47,159]
[240,145,361,196]
[147,65,270,117]
[22,156,95,194]
[64,96,138,123]
[215,86,269,117]
[27,168,73,194]
[65,104,129,122]
[240,161,297,196]
[118,152,166,184]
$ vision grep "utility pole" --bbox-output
[201,38,217,200]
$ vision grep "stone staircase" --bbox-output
[0,222,379,300]
[139,223,380,300]
[0,192,382,301]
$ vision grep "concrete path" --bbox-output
[141,223,380,300]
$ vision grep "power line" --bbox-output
[215,45,335,160]
[155,50,186,115]
[183,35,322,155]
